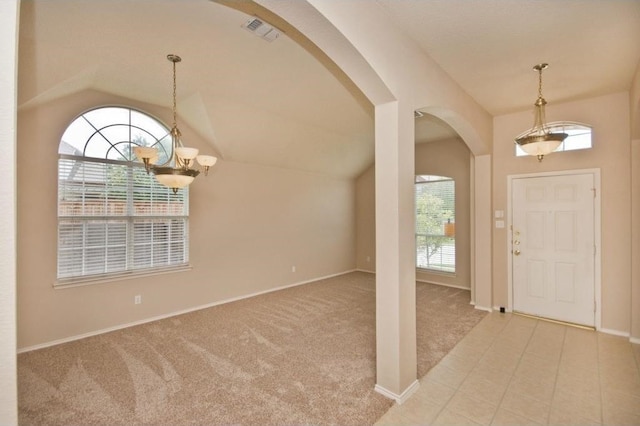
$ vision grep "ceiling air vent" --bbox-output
[241,17,281,42]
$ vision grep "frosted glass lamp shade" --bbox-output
[175,147,199,161]
[152,166,200,194]
[518,139,562,157]
[154,173,195,189]
[196,155,218,167]
[133,146,158,164]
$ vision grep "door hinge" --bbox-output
[591,187,596,198]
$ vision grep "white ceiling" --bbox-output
[18,0,640,178]
[376,0,640,116]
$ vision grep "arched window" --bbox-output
[415,175,455,273]
[57,106,190,284]
[516,122,592,157]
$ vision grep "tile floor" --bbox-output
[375,312,640,425]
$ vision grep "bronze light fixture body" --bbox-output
[134,54,217,193]
[515,63,568,162]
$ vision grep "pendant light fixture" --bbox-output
[515,63,567,162]
[134,54,217,193]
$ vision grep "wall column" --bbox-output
[0,0,19,423]
[474,155,492,311]
[631,138,640,342]
[374,100,418,403]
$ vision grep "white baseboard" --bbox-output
[359,271,470,291]
[630,336,640,344]
[599,327,630,338]
[18,269,357,353]
[474,305,493,313]
[374,380,420,404]
[415,278,469,291]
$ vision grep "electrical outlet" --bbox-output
[366,256,371,262]
[134,295,142,305]
[291,266,296,273]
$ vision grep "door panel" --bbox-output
[512,173,595,326]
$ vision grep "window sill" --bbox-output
[416,267,456,277]
[54,265,192,289]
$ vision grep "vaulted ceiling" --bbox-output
[18,0,640,178]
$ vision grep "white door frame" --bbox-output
[507,168,602,330]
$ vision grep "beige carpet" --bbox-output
[18,272,486,425]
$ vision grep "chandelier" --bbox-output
[134,54,217,193]
[514,63,567,162]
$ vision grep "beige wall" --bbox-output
[17,90,357,349]
[632,138,640,341]
[0,0,18,422]
[355,137,472,290]
[493,92,632,333]
[355,166,376,272]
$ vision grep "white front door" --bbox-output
[511,173,595,326]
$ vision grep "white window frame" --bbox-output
[56,106,190,287]
[415,175,456,274]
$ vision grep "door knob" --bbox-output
[514,249,521,256]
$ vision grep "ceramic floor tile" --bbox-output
[394,397,443,425]
[432,408,483,426]
[524,337,563,362]
[476,349,522,376]
[375,312,640,426]
[534,320,567,337]
[445,390,499,425]
[599,369,640,397]
[559,351,598,371]
[466,363,513,388]
[438,353,479,376]
[601,388,640,415]
[375,406,422,426]
[602,403,640,425]
[551,387,602,424]
[548,407,601,426]
[489,338,529,356]
[561,329,598,369]
[508,314,538,329]
[416,378,457,406]
[424,362,470,389]
[632,342,640,365]
[506,373,555,404]
[499,388,551,424]
[490,407,542,426]
[514,352,558,380]
[457,372,509,406]
[448,338,491,361]
[555,365,600,395]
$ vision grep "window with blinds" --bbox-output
[415,175,455,273]
[57,107,188,284]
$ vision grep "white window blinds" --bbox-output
[415,175,455,273]
[57,156,189,281]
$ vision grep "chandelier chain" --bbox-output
[538,67,543,100]
[172,59,177,128]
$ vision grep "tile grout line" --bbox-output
[596,333,605,425]
[486,316,540,426]
[420,314,512,425]
[543,324,567,425]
